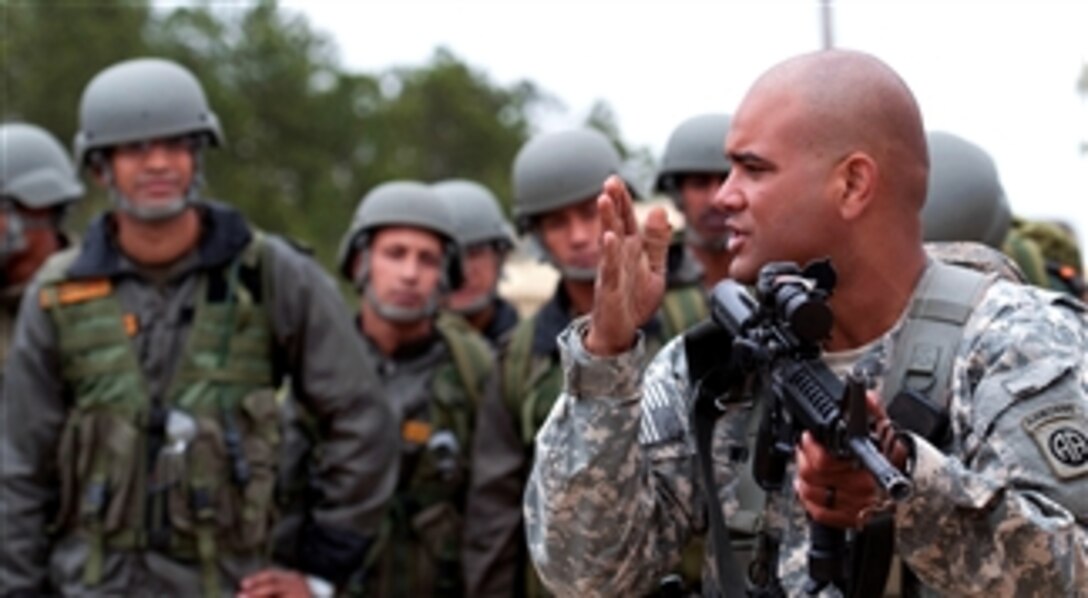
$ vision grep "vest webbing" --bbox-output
[42,232,277,596]
[364,323,491,597]
[693,261,994,597]
[661,285,709,339]
[1003,231,1049,289]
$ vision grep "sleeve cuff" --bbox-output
[558,316,646,400]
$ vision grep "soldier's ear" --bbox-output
[832,151,877,221]
[87,152,111,188]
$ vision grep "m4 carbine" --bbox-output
[692,259,911,596]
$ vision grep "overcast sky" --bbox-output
[281,0,1088,241]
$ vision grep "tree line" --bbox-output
[1,0,645,270]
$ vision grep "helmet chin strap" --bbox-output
[685,226,730,253]
[556,265,597,282]
[364,286,440,323]
[0,203,28,270]
[99,144,206,222]
[353,249,443,324]
[449,287,496,317]
[528,233,598,283]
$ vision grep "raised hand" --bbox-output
[584,175,672,356]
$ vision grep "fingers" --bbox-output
[598,189,619,241]
[795,432,879,529]
[599,230,621,290]
[237,570,280,598]
[237,569,310,598]
[602,175,637,235]
[585,230,635,356]
[864,390,888,420]
[642,207,672,275]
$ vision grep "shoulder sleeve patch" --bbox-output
[38,279,112,309]
[1022,403,1088,480]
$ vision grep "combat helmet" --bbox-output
[431,179,515,251]
[654,113,732,205]
[1,123,85,209]
[337,180,463,289]
[74,57,222,221]
[1,123,84,268]
[922,131,1010,249]
[74,57,223,166]
[511,128,622,233]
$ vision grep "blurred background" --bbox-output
[2,0,1086,283]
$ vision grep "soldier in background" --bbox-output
[1007,216,1086,298]
[433,178,520,348]
[923,130,1085,297]
[331,181,495,596]
[1,57,398,597]
[462,128,706,597]
[655,114,734,288]
[0,123,84,387]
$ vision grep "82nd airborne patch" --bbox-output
[1022,403,1088,480]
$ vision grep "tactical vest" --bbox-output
[693,260,996,598]
[358,319,493,598]
[39,232,278,597]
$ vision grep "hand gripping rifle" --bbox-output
[689,259,911,596]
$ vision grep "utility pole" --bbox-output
[819,0,835,49]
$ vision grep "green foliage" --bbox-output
[1,0,641,271]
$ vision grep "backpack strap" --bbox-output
[502,317,536,424]
[850,260,993,597]
[884,261,993,431]
[435,317,494,407]
[1003,230,1050,288]
[661,286,709,339]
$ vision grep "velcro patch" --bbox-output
[123,313,139,337]
[1022,403,1088,480]
[39,279,112,309]
[402,419,432,445]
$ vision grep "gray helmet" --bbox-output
[431,179,516,251]
[1,123,84,209]
[511,128,621,232]
[923,131,1010,249]
[337,180,461,285]
[654,113,732,197]
[74,57,223,167]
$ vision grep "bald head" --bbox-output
[745,50,929,212]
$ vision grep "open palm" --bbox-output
[585,175,671,356]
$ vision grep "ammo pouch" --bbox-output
[162,388,281,554]
[362,495,465,597]
[411,501,464,596]
[51,389,281,593]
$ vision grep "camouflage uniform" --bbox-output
[525,261,1088,596]
[465,281,706,597]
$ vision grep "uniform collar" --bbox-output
[66,200,252,280]
[483,297,519,344]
